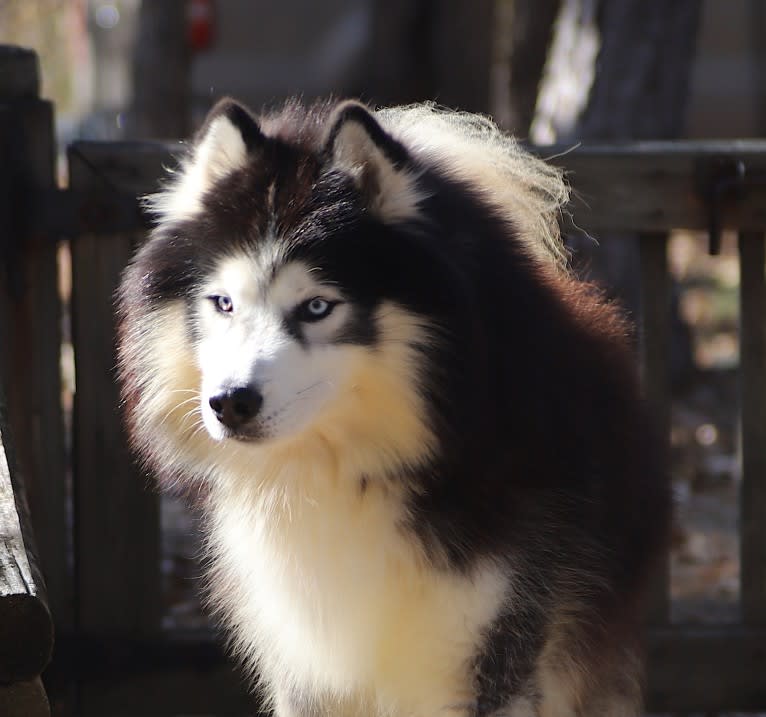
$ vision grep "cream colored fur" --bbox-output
[125,253,511,716]
[124,256,437,485]
[209,458,508,717]
[375,103,569,268]
[145,114,249,223]
[329,118,426,224]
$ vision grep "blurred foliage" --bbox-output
[0,0,84,114]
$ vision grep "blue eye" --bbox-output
[298,297,335,322]
[211,295,233,313]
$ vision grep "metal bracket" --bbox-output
[696,157,766,255]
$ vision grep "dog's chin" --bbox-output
[201,404,324,447]
[228,428,265,443]
[213,426,267,444]
[201,412,266,444]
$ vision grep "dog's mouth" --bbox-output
[229,428,264,443]
[201,403,266,443]
[215,423,265,443]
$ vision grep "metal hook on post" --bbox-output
[705,159,746,255]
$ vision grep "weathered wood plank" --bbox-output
[637,233,671,624]
[0,45,39,98]
[548,140,766,234]
[50,630,255,715]
[738,231,766,624]
[68,146,162,638]
[64,139,766,237]
[0,391,54,682]
[0,677,50,717]
[54,626,766,714]
[79,666,257,716]
[0,45,69,631]
[67,139,181,194]
[647,626,766,711]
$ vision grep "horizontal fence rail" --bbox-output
[48,139,766,239]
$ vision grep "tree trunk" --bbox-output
[505,0,560,135]
[750,0,766,133]
[566,0,702,285]
[534,0,701,384]
[369,0,493,114]
[129,0,190,140]
[533,0,701,143]
[573,0,702,141]
[368,0,433,107]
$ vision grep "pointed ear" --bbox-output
[147,98,264,223]
[324,100,422,223]
[193,98,265,184]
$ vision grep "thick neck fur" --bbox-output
[203,425,509,717]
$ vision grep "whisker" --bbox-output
[159,396,202,427]
[180,406,203,426]
[277,383,331,413]
[296,381,324,395]
[187,421,209,442]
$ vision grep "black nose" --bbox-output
[208,386,263,429]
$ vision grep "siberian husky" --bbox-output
[117,98,668,717]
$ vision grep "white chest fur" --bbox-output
[207,470,508,717]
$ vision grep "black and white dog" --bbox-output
[117,98,669,716]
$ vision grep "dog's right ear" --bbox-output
[147,99,265,224]
[192,98,265,186]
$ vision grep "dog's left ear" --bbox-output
[147,98,265,225]
[324,101,422,223]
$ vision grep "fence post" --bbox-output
[0,46,70,633]
[638,231,671,624]
[67,142,162,712]
[0,387,53,716]
[738,231,766,624]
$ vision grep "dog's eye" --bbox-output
[298,297,334,322]
[211,295,233,314]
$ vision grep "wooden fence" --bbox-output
[1,45,766,715]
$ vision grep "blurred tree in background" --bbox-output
[533,0,702,143]
[501,0,560,135]
[128,0,190,139]
[531,0,702,384]
[0,0,83,116]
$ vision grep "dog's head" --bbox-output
[117,98,569,487]
[118,99,448,483]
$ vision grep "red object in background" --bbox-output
[188,0,215,52]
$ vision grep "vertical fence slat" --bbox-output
[0,46,69,632]
[738,231,766,624]
[68,147,161,649]
[638,232,671,624]
[0,678,50,717]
